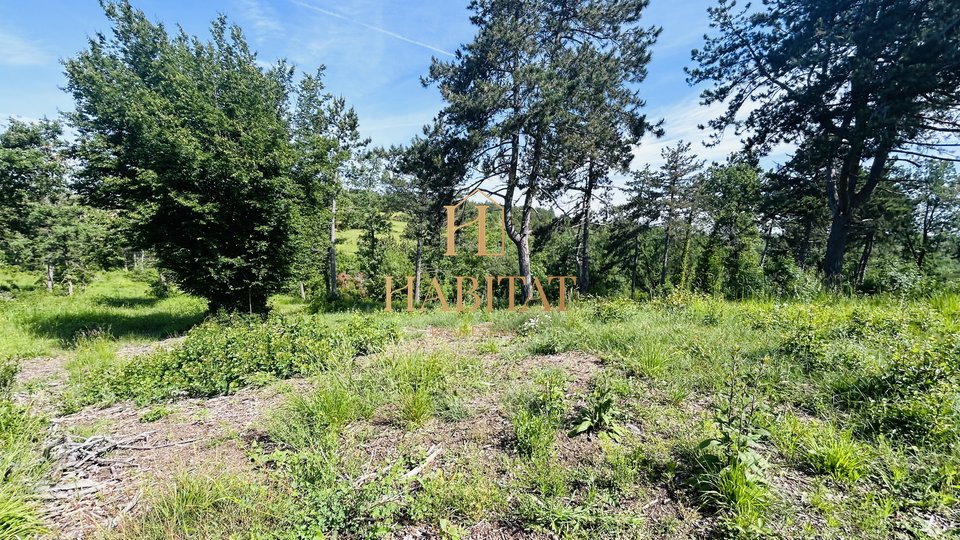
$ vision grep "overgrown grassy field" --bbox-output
[2,271,958,539]
[339,217,408,256]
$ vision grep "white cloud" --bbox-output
[236,0,283,39]
[0,30,48,66]
[632,96,741,168]
[631,96,795,169]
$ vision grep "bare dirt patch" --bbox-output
[12,356,68,413]
[519,351,604,391]
[114,336,184,360]
[40,378,311,539]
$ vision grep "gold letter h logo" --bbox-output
[444,193,506,257]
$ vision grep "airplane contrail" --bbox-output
[290,0,455,57]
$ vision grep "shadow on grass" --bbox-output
[23,310,208,346]
[94,296,163,309]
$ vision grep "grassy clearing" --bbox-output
[0,270,207,536]
[102,291,958,539]
[0,270,206,360]
[5,270,959,539]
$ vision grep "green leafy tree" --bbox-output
[318,99,369,301]
[905,161,960,272]
[693,161,764,298]
[760,151,831,272]
[610,166,661,297]
[390,120,468,303]
[64,1,298,312]
[0,118,68,269]
[689,0,960,286]
[646,142,705,290]
[289,69,336,300]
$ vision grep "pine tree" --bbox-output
[690,0,960,286]
[426,0,660,302]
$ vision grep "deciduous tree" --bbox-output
[65,1,298,312]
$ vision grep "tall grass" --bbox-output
[0,270,207,360]
[0,363,48,538]
[106,474,281,540]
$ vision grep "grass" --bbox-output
[380,351,481,428]
[103,473,282,540]
[267,375,376,450]
[5,269,960,539]
[0,371,48,539]
[338,217,407,257]
[0,270,206,361]
[509,368,568,459]
[411,463,507,524]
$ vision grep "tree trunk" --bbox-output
[630,236,640,299]
[798,219,812,270]
[855,230,874,288]
[46,263,54,293]
[299,281,306,300]
[759,221,773,268]
[917,208,930,269]
[823,142,891,287]
[517,233,533,304]
[678,211,695,290]
[576,165,594,295]
[658,227,671,288]
[328,194,339,300]
[67,279,74,296]
[824,211,851,288]
[413,233,423,304]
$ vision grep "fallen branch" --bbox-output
[401,445,443,481]
[116,438,199,451]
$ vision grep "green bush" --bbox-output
[853,335,960,447]
[591,297,638,323]
[106,314,399,404]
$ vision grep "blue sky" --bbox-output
[0,0,760,168]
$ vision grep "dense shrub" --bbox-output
[857,336,960,447]
[591,297,639,323]
[763,260,822,300]
[109,314,400,404]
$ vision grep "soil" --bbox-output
[14,325,693,539]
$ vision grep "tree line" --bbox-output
[1,0,958,311]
